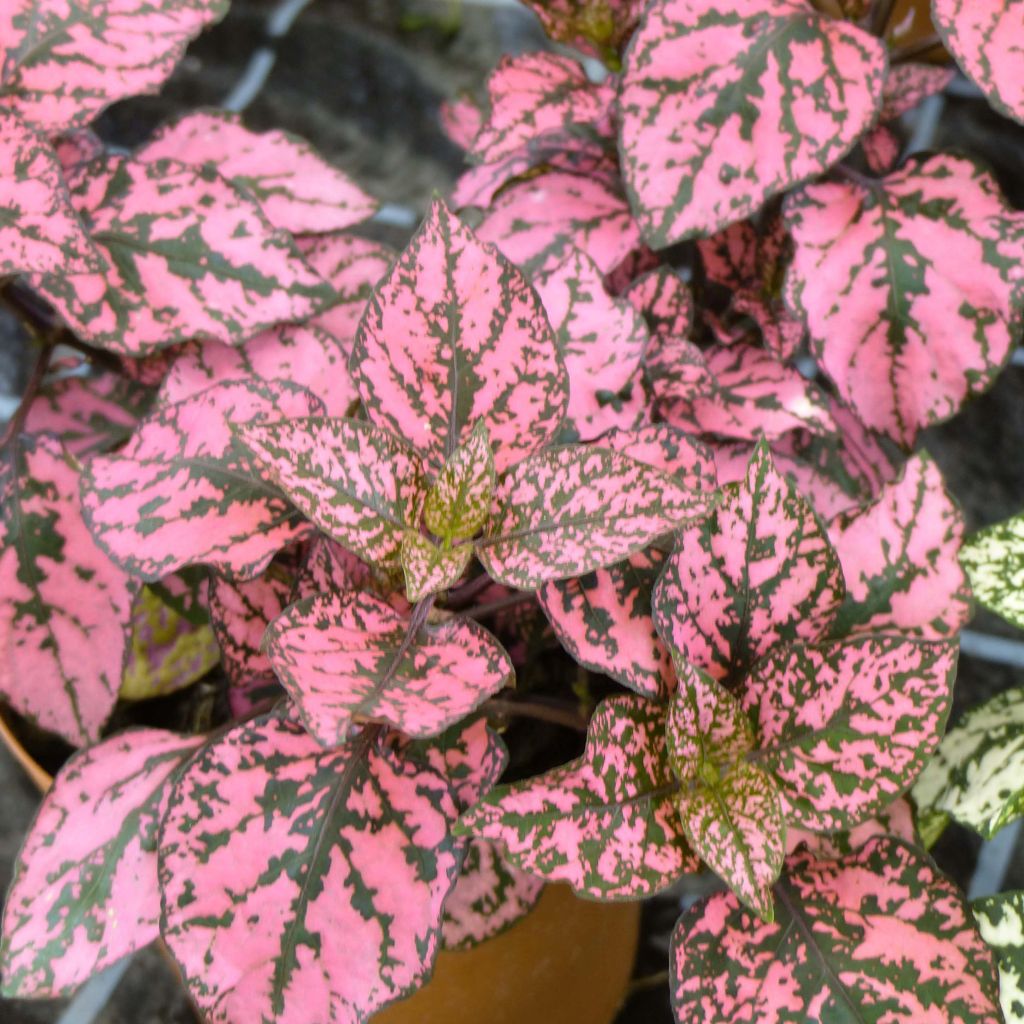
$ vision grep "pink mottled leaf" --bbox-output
[81,379,323,582]
[784,153,1020,446]
[519,0,644,58]
[787,797,917,860]
[622,266,694,341]
[424,422,496,543]
[351,199,567,475]
[667,659,784,920]
[401,532,473,603]
[26,370,153,458]
[618,0,885,246]
[0,110,100,274]
[208,568,292,688]
[538,425,717,698]
[662,344,834,441]
[1,435,137,745]
[31,156,332,356]
[862,123,902,175]
[459,694,697,898]
[672,836,1002,1024]
[265,590,513,743]
[934,0,1024,125]
[0,0,228,131]
[472,53,612,164]
[159,712,460,1024]
[298,233,394,343]
[743,635,957,831]
[533,249,649,440]
[880,63,955,122]
[53,128,104,172]
[828,452,970,639]
[477,169,642,276]
[0,729,201,997]
[236,417,427,573]
[653,441,844,682]
[477,444,715,590]
[159,323,356,417]
[138,110,376,233]
[440,93,483,150]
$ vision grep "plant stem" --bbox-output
[869,0,897,36]
[484,696,589,733]
[444,572,494,609]
[890,32,943,63]
[834,164,880,191]
[0,341,54,449]
[463,590,535,619]
[627,970,670,994]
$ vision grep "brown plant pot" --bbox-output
[0,715,642,1024]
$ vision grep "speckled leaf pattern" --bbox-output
[622,266,694,340]
[138,110,377,233]
[26,370,152,458]
[1,435,136,745]
[236,417,427,573]
[477,444,714,590]
[619,0,885,246]
[974,890,1024,1024]
[913,686,1024,839]
[159,712,460,1024]
[829,452,971,639]
[934,0,1024,125]
[862,123,901,175]
[0,729,201,997]
[600,423,718,492]
[477,169,641,276]
[880,63,955,121]
[159,324,356,417]
[32,156,332,356]
[962,511,1024,630]
[519,0,645,57]
[653,442,844,682]
[672,836,1003,1024]
[424,422,496,542]
[662,344,834,441]
[81,379,322,582]
[351,199,566,475]
[785,153,1020,446]
[540,548,672,699]
[0,0,229,131]
[298,233,394,343]
[459,694,697,898]
[440,94,482,150]
[401,532,473,603]
[265,590,513,743]
[744,636,957,831]
[472,53,611,163]
[0,110,100,274]
[208,569,291,687]
[53,127,104,171]
[534,249,649,440]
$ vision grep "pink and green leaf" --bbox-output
[138,110,377,233]
[784,153,1020,446]
[401,532,473,602]
[618,0,885,246]
[81,379,323,582]
[351,199,567,475]
[622,266,694,340]
[533,248,649,441]
[424,422,496,542]
[1,435,137,745]
[518,0,645,59]
[265,590,513,743]
[828,452,971,639]
[476,444,715,590]
[459,694,697,898]
[672,836,1003,1023]
[743,635,957,831]
[31,156,332,356]
[0,729,201,997]
[933,0,1024,125]
[0,0,229,131]
[236,416,428,573]
[159,712,461,1024]
[653,442,844,682]
[0,110,101,274]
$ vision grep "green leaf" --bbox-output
[961,511,1024,631]
[974,890,1024,1024]
[401,531,473,602]
[424,422,496,542]
[913,686,1024,839]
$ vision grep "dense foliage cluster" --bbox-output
[2,0,1024,1021]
